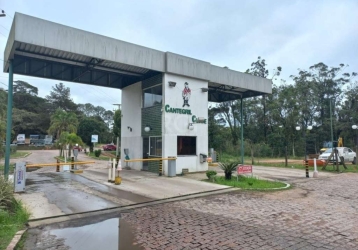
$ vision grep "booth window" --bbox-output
[143,84,162,108]
[149,136,162,156]
[177,136,196,155]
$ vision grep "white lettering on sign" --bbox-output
[237,165,252,175]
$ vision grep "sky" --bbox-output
[0,0,357,111]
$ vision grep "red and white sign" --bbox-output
[237,165,252,175]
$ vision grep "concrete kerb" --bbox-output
[6,229,27,250]
[27,187,236,227]
[26,179,293,228]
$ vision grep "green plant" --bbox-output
[0,199,30,250]
[206,170,217,179]
[219,162,239,180]
[94,149,102,157]
[0,176,14,211]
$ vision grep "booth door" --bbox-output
[142,137,149,171]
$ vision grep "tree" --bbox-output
[66,133,83,157]
[11,81,51,136]
[77,118,108,152]
[112,109,121,138]
[245,56,282,142]
[0,89,6,157]
[13,80,38,96]
[46,83,77,112]
[216,101,241,146]
[290,63,356,147]
[208,106,225,150]
[48,109,78,139]
[267,84,298,166]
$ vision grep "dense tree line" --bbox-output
[0,81,119,151]
[209,58,358,164]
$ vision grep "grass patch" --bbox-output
[207,175,287,190]
[0,201,30,249]
[257,162,358,173]
[0,151,30,160]
[16,145,56,150]
[322,164,358,173]
[86,152,111,161]
[257,162,306,169]
[10,151,30,159]
[0,176,30,249]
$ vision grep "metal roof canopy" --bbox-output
[4,13,272,102]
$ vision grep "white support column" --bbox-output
[112,158,116,182]
[108,158,112,182]
[313,158,318,178]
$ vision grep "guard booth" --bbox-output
[3,13,272,177]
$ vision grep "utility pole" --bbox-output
[330,99,334,149]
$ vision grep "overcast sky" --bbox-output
[0,0,357,111]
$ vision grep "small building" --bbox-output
[4,13,272,175]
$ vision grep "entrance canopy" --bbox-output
[4,13,272,102]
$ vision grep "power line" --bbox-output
[0,24,9,31]
[0,30,6,38]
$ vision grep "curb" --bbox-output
[27,187,237,227]
[6,228,27,250]
[15,152,32,159]
[239,182,291,191]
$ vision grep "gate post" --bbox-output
[71,157,75,170]
[159,160,163,176]
[56,159,60,172]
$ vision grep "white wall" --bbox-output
[162,73,209,174]
[121,82,142,171]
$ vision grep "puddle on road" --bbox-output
[50,218,143,250]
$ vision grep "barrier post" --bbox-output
[71,157,74,170]
[116,155,120,168]
[305,160,309,178]
[159,160,163,176]
[56,159,60,172]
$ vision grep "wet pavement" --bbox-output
[24,212,144,250]
[17,171,153,219]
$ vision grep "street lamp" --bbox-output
[296,125,312,177]
[352,125,358,165]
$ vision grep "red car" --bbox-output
[102,144,116,151]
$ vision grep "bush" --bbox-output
[206,170,217,179]
[0,145,17,158]
[219,162,239,180]
[0,176,15,212]
[94,149,102,157]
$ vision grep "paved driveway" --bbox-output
[23,173,358,249]
[121,173,358,249]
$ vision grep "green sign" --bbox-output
[165,104,192,115]
[165,104,207,124]
[192,115,207,124]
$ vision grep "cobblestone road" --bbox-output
[121,173,358,250]
[23,173,358,249]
